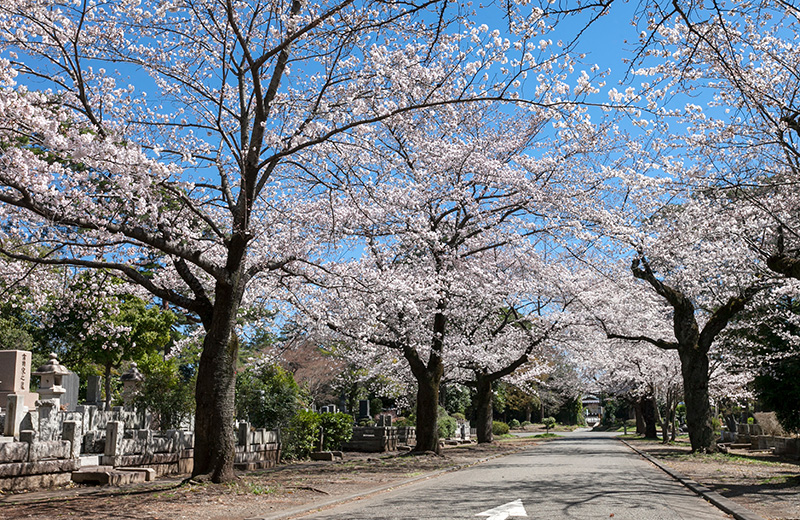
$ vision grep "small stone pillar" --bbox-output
[3,394,26,437]
[62,420,83,459]
[120,363,144,409]
[104,420,125,466]
[33,353,69,407]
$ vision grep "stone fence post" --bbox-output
[104,421,124,466]
[62,420,83,459]
[3,394,25,438]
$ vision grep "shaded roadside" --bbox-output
[625,437,800,520]
[0,437,545,520]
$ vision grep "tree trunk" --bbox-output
[679,347,715,452]
[642,397,658,439]
[413,369,442,453]
[474,376,493,443]
[634,399,645,435]
[104,362,112,410]
[192,282,242,483]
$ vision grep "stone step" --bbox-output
[71,466,149,486]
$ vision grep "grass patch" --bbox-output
[528,433,559,439]
[759,475,800,486]
[228,480,278,495]
[666,451,783,466]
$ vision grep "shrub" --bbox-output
[451,412,466,422]
[521,421,532,428]
[283,409,321,459]
[235,362,305,429]
[711,416,722,434]
[543,416,556,432]
[509,418,521,429]
[492,421,510,435]
[134,353,195,431]
[394,417,414,427]
[370,397,383,416]
[437,406,457,439]
[319,412,354,450]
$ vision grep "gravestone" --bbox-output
[358,399,370,421]
[62,372,80,412]
[86,375,102,405]
[0,350,38,409]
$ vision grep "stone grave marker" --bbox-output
[0,350,38,409]
[358,399,370,421]
[62,372,80,411]
[86,375,102,405]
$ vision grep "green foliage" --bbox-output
[711,416,722,434]
[394,416,415,427]
[443,384,472,416]
[451,412,465,421]
[731,298,800,434]
[747,416,755,425]
[318,412,354,451]
[369,397,383,416]
[521,421,532,428]
[492,421,510,435]
[601,398,619,427]
[556,396,584,425]
[509,418,520,429]
[437,406,457,439]
[235,362,306,429]
[283,409,321,459]
[283,410,354,458]
[543,416,557,431]
[754,358,800,433]
[134,352,195,430]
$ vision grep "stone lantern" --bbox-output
[33,353,69,405]
[120,362,145,408]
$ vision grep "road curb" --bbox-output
[618,438,766,520]
[246,446,530,520]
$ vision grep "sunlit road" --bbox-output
[294,431,731,520]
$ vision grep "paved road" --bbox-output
[297,431,731,520]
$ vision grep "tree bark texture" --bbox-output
[413,370,442,453]
[634,399,645,435]
[192,279,243,482]
[679,347,714,452]
[641,397,658,439]
[474,376,494,443]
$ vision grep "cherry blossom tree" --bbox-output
[0,0,567,480]
[573,189,778,451]
[299,98,599,451]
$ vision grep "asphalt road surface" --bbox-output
[297,431,731,520]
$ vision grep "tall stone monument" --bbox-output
[0,350,39,410]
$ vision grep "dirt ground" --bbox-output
[0,438,541,520]
[627,437,800,520]
[4,434,798,520]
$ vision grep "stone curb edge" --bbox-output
[618,438,766,520]
[246,445,531,520]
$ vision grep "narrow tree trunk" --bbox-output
[474,376,493,443]
[642,397,658,439]
[679,347,714,452]
[413,370,442,453]
[104,362,112,410]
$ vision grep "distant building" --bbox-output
[582,395,603,425]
